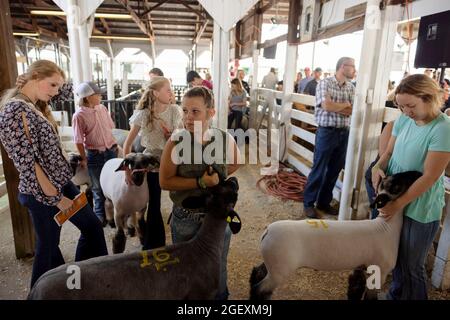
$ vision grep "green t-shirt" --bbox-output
[387,113,450,223]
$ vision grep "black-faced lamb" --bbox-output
[249,171,422,300]
[27,177,241,300]
[100,153,159,253]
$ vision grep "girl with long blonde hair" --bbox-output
[123,76,183,250]
[372,74,450,299]
[0,60,107,288]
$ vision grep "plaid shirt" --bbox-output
[315,76,355,128]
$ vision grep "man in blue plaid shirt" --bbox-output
[303,57,356,218]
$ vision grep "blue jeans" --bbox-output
[170,206,232,300]
[143,172,165,250]
[388,216,439,300]
[303,127,349,209]
[18,181,108,288]
[86,146,117,221]
[365,157,380,219]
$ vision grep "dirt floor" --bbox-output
[0,163,449,300]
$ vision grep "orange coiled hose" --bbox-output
[256,166,308,202]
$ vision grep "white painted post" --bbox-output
[78,22,92,81]
[212,21,230,131]
[151,40,156,67]
[356,4,402,218]
[251,40,259,91]
[107,58,114,102]
[338,2,401,220]
[54,0,102,88]
[66,0,82,90]
[121,64,128,97]
[250,40,259,129]
[106,40,115,104]
[280,45,298,162]
[199,0,259,131]
[432,194,450,289]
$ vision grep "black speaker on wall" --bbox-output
[263,44,277,59]
[414,10,450,68]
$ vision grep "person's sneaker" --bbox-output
[303,207,320,219]
[316,205,339,216]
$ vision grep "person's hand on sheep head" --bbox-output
[201,167,219,187]
[378,199,405,221]
[371,166,386,191]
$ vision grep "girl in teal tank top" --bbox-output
[159,87,240,300]
[371,74,450,299]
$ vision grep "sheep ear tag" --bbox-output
[227,210,241,234]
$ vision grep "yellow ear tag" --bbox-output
[226,216,232,223]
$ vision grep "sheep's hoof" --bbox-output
[249,263,272,300]
[128,226,136,237]
[347,267,367,300]
[112,231,126,254]
[108,220,116,229]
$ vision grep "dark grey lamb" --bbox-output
[28,177,241,300]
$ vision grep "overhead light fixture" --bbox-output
[91,35,150,41]
[13,32,40,36]
[30,10,132,20]
[30,10,65,16]
[94,13,132,19]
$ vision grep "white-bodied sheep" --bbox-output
[28,177,241,300]
[100,153,159,253]
[250,171,422,300]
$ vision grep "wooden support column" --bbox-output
[0,0,35,259]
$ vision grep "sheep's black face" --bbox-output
[372,171,422,209]
[371,193,391,209]
[115,153,160,186]
[206,177,239,218]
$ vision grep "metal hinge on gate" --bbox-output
[351,188,360,210]
[366,89,374,104]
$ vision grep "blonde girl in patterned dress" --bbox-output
[0,60,107,288]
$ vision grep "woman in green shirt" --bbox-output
[159,87,240,299]
[372,74,450,299]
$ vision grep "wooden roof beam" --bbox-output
[139,0,169,18]
[115,0,154,40]
[193,19,208,44]
[100,17,111,34]
[174,0,206,19]
[143,0,156,41]
[12,18,58,38]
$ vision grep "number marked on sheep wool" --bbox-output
[140,249,180,271]
[306,219,329,229]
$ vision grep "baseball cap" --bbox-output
[75,81,106,99]
[314,67,322,72]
